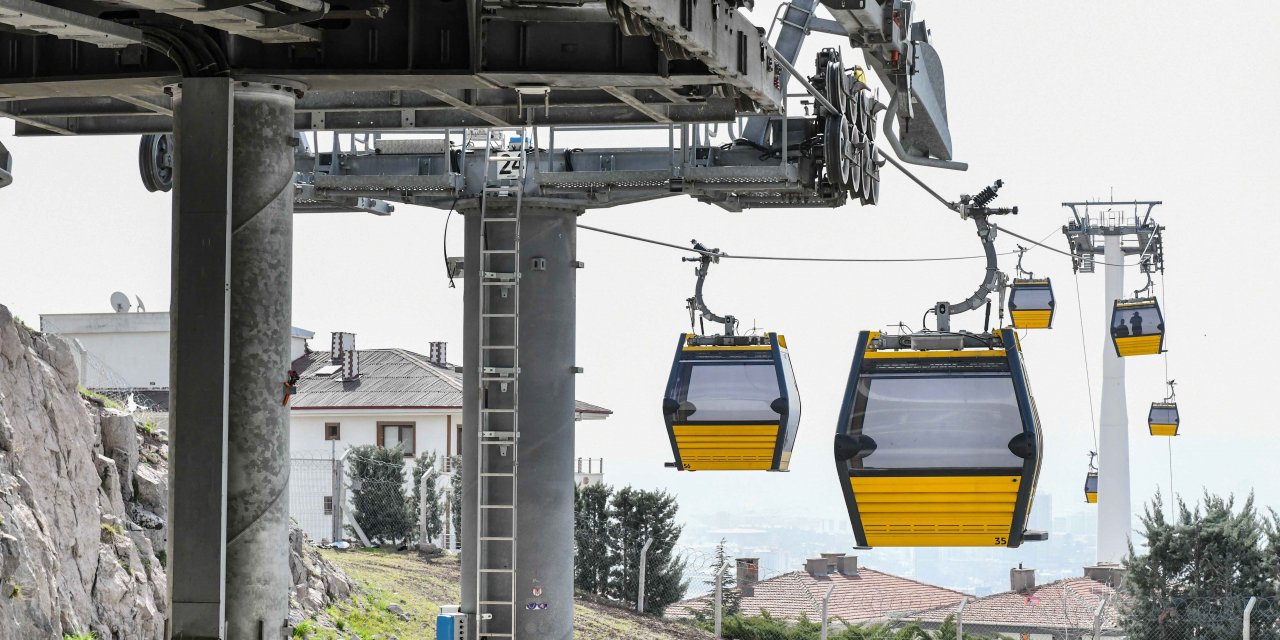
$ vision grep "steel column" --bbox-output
[1098,235,1131,564]
[224,82,298,640]
[463,200,580,638]
[168,76,234,640]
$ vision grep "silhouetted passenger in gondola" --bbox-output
[1113,322,1130,338]
[1130,311,1144,336]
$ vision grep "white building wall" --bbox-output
[41,312,170,389]
[290,410,456,459]
[41,311,313,390]
[289,409,459,543]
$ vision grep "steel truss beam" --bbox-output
[288,126,848,212]
[0,0,782,129]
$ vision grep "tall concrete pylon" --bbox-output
[1097,235,1131,564]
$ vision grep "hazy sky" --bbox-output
[1,2,1278,575]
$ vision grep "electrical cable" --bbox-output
[578,223,1017,263]
[1160,269,1176,501]
[1073,269,1099,454]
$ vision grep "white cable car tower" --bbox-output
[1062,200,1165,565]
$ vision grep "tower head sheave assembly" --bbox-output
[1062,200,1165,275]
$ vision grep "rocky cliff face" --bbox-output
[0,304,359,639]
[0,304,167,639]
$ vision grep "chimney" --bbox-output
[1083,564,1127,587]
[735,558,759,597]
[1010,565,1036,593]
[342,348,360,380]
[331,331,355,363]
[836,555,859,577]
[429,341,448,366]
[805,558,832,578]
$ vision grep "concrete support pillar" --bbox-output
[224,82,298,639]
[168,77,234,640]
[462,200,580,639]
[167,78,298,640]
[1098,234,1130,564]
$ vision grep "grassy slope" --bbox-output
[307,549,713,640]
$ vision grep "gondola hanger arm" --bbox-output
[684,240,739,337]
[934,180,1019,332]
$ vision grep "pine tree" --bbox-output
[607,486,688,613]
[1121,490,1278,639]
[347,444,413,544]
[574,482,613,596]
[410,451,444,545]
[699,538,739,619]
[448,455,463,547]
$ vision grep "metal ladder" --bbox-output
[474,127,526,639]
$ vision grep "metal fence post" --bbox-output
[418,469,430,548]
[956,596,967,640]
[820,583,836,640]
[333,449,352,544]
[330,449,342,543]
[1091,593,1111,640]
[637,538,654,613]
[1244,595,1258,640]
[713,562,728,638]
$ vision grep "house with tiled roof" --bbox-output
[907,566,1125,639]
[287,332,611,544]
[668,553,966,625]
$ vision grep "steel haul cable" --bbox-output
[578,223,1017,263]
[1073,270,1100,454]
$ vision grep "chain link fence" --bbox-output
[288,447,458,549]
[1116,594,1280,640]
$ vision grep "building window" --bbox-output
[377,423,416,457]
[457,424,463,455]
[323,496,333,515]
[325,422,341,441]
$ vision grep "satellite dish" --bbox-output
[110,292,131,313]
[135,295,146,313]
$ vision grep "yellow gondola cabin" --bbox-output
[663,333,800,471]
[834,329,1045,548]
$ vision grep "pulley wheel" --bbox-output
[841,119,860,195]
[138,133,173,193]
[861,144,881,205]
[825,58,845,119]
[824,115,846,192]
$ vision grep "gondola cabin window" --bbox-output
[850,374,1024,469]
[676,362,779,422]
[1149,405,1178,424]
[1010,286,1052,309]
[1111,305,1163,338]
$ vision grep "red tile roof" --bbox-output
[670,566,966,624]
[911,576,1122,632]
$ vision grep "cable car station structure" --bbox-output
[1061,200,1166,566]
[0,0,978,637]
